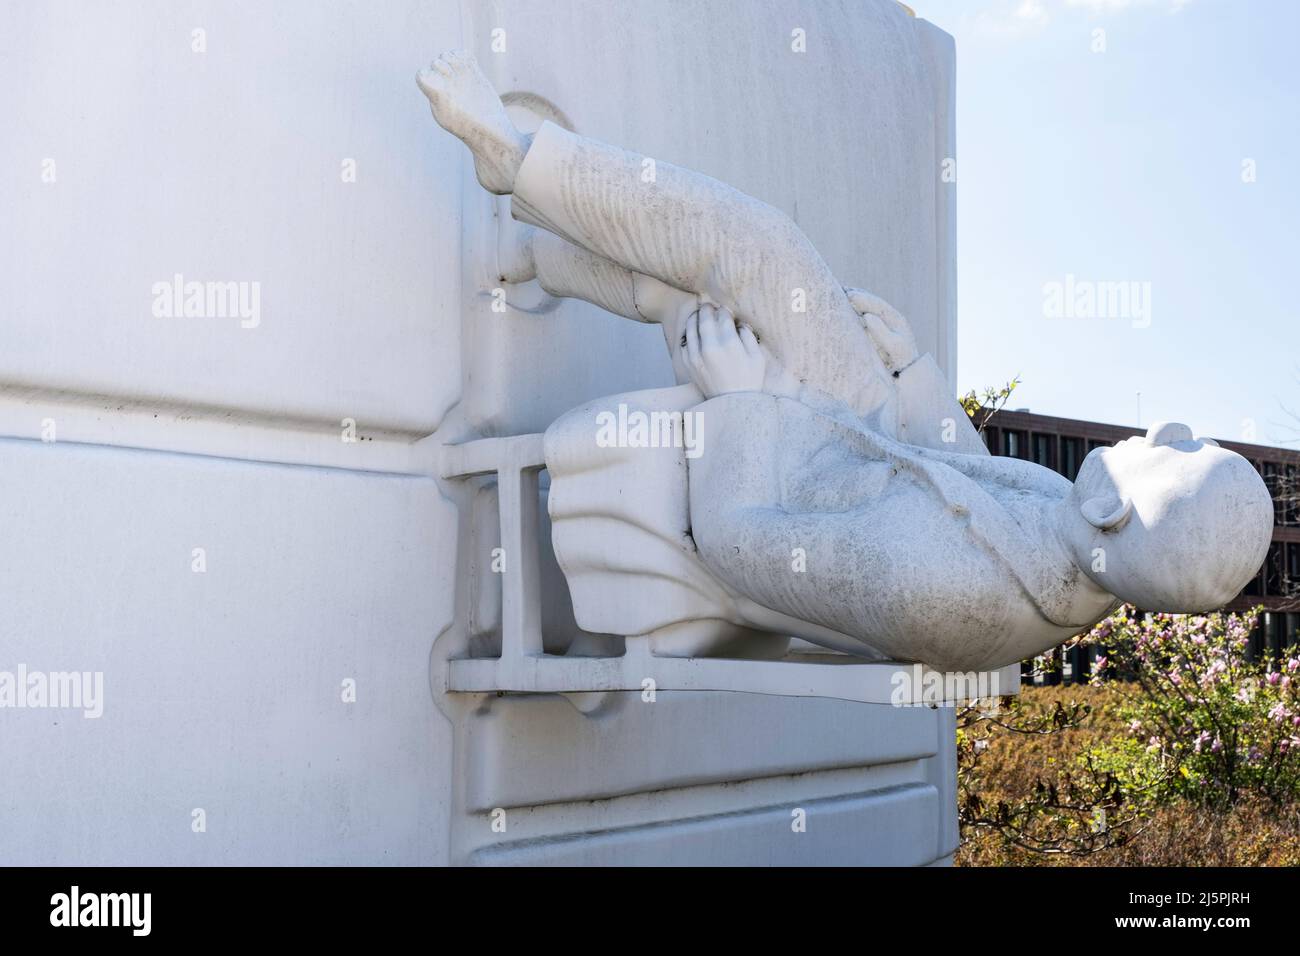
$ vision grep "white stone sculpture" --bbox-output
[418,51,1274,673]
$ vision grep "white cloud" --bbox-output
[1016,0,1050,26]
[970,0,1051,37]
[1064,0,1193,11]
[1064,0,1134,10]
[967,0,1193,38]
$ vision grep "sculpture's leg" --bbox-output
[415,50,853,334]
[415,51,531,195]
[503,223,699,375]
[503,222,641,322]
[506,122,895,418]
[417,48,891,419]
[416,53,692,329]
[508,121,855,333]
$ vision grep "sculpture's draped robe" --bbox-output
[543,354,1114,669]
[685,391,1119,670]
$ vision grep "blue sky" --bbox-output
[915,0,1298,446]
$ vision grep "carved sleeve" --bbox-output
[894,354,987,455]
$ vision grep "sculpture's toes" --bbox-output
[443,49,476,73]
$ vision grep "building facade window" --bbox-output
[1285,465,1297,526]
[1061,437,1083,481]
[1003,429,1026,459]
[1264,462,1281,526]
[1031,432,1054,469]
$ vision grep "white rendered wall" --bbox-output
[1,0,958,865]
[1,0,477,866]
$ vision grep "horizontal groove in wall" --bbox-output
[471,783,941,867]
[465,690,941,812]
[0,384,446,476]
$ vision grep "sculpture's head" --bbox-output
[1066,422,1272,611]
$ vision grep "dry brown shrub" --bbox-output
[956,684,1300,866]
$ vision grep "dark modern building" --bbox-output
[982,408,1300,680]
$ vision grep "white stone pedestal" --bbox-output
[450,692,958,866]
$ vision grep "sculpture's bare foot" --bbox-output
[416,50,529,195]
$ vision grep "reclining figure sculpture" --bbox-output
[418,51,1274,672]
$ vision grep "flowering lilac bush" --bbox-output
[1081,606,1300,808]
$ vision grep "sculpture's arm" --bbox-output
[677,308,914,642]
[845,287,986,456]
[900,358,986,454]
[687,388,894,641]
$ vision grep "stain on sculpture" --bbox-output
[418,51,1274,672]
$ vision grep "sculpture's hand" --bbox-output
[845,287,918,371]
[683,304,767,398]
